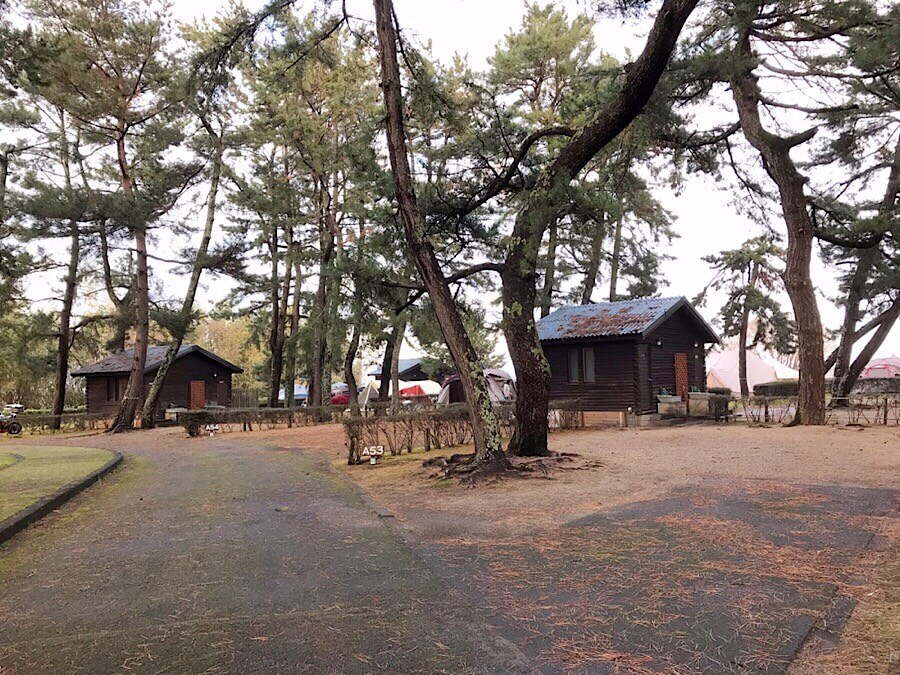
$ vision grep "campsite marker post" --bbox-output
[361,445,385,465]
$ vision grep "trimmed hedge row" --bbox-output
[178,406,348,436]
[342,399,584,464]
[753,380,799,397]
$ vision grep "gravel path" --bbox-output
[0,430,529,673]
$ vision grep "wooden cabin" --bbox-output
[537,297,719,414]
[72,345,243,419]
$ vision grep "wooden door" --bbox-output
[674,353,688,400]
[189,380,206,410]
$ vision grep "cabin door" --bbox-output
[674,353,689,400]
[189,380,206,410]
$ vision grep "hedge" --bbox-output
[753,380,799,397]
[343,399,584,464]
[179,406,347,437]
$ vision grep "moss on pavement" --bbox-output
[0,445,115,522]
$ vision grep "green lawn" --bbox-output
[0,445,115,522]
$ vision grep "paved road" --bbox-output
[0,433,529,673]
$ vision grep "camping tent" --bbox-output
[278,383,309,403]
[437,369,516,404]
[705,348,799,396]
[860,355,900,379]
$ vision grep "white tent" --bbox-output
[706,348,799,396]
[437,369,516,405]
[357,381,380,409]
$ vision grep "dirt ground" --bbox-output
[10,421,897,672]
[256,421,899,673]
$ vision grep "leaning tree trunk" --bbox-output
[141,139,223,427]
[501,0,700,456]
[111,128,149,433]
[831,137,900,400]
[375,0,506,473]
[730,31,825,424]
[835,296,900,399]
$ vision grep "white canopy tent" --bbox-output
[706,348,798,396]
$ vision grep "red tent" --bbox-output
[399,384,426,397]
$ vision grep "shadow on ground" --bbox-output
[423,483,898,674]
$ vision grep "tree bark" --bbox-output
[390,317,407,413]
[730,31,825,425]
[502,0,699,456]
[378,320,400,404]
[539,216,558,317]
[51,119,80,429]
[111,124,149,433]
[608,213,623,302]
[141,137,224,426]
[580,210,605,304]
[282,252,304,409]
[374,0,506,473]
[0,150,7,223]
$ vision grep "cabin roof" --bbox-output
[537,297,719,343]
[71,344,243,376]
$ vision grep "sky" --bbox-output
[22,0,900,374]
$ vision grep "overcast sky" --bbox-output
[22,0,898,373]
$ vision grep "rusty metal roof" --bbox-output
[71,344,243,376]
[536,297,719,342]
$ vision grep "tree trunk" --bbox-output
[141,139,223,427]
[390,318,407,413]
[831,137,900,399]
[539,217,558,317]
[266,228,282,407]
[738,303,750,400]
[580,210,605,304]
[282,253,304,409]
[375,0,506,473]
[730,31,825,425]
[378,321,400,404]
[501,0,699,456]
[51,120,80,429]
[344,320,361,416]
[608,213,624,301]
[834,296,900,399]
[0,150,7,223]
[309,219,335,411]
[111,127,149,433]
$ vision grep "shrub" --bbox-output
[708,394,731,421]
[708,387,732,397]
[342,400,583,464]
[753,380,799,397]
[178,406,348,437]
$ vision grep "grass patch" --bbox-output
[0,452,17,471]
[0,445,115,522]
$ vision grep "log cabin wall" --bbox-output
[641,306,708,402]
[544,337,640,411]
[83,351,234,419]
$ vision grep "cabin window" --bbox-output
[583,347,596,383]
[107,377,115,401]
[568,347,595,384]
[567,349,581,383]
